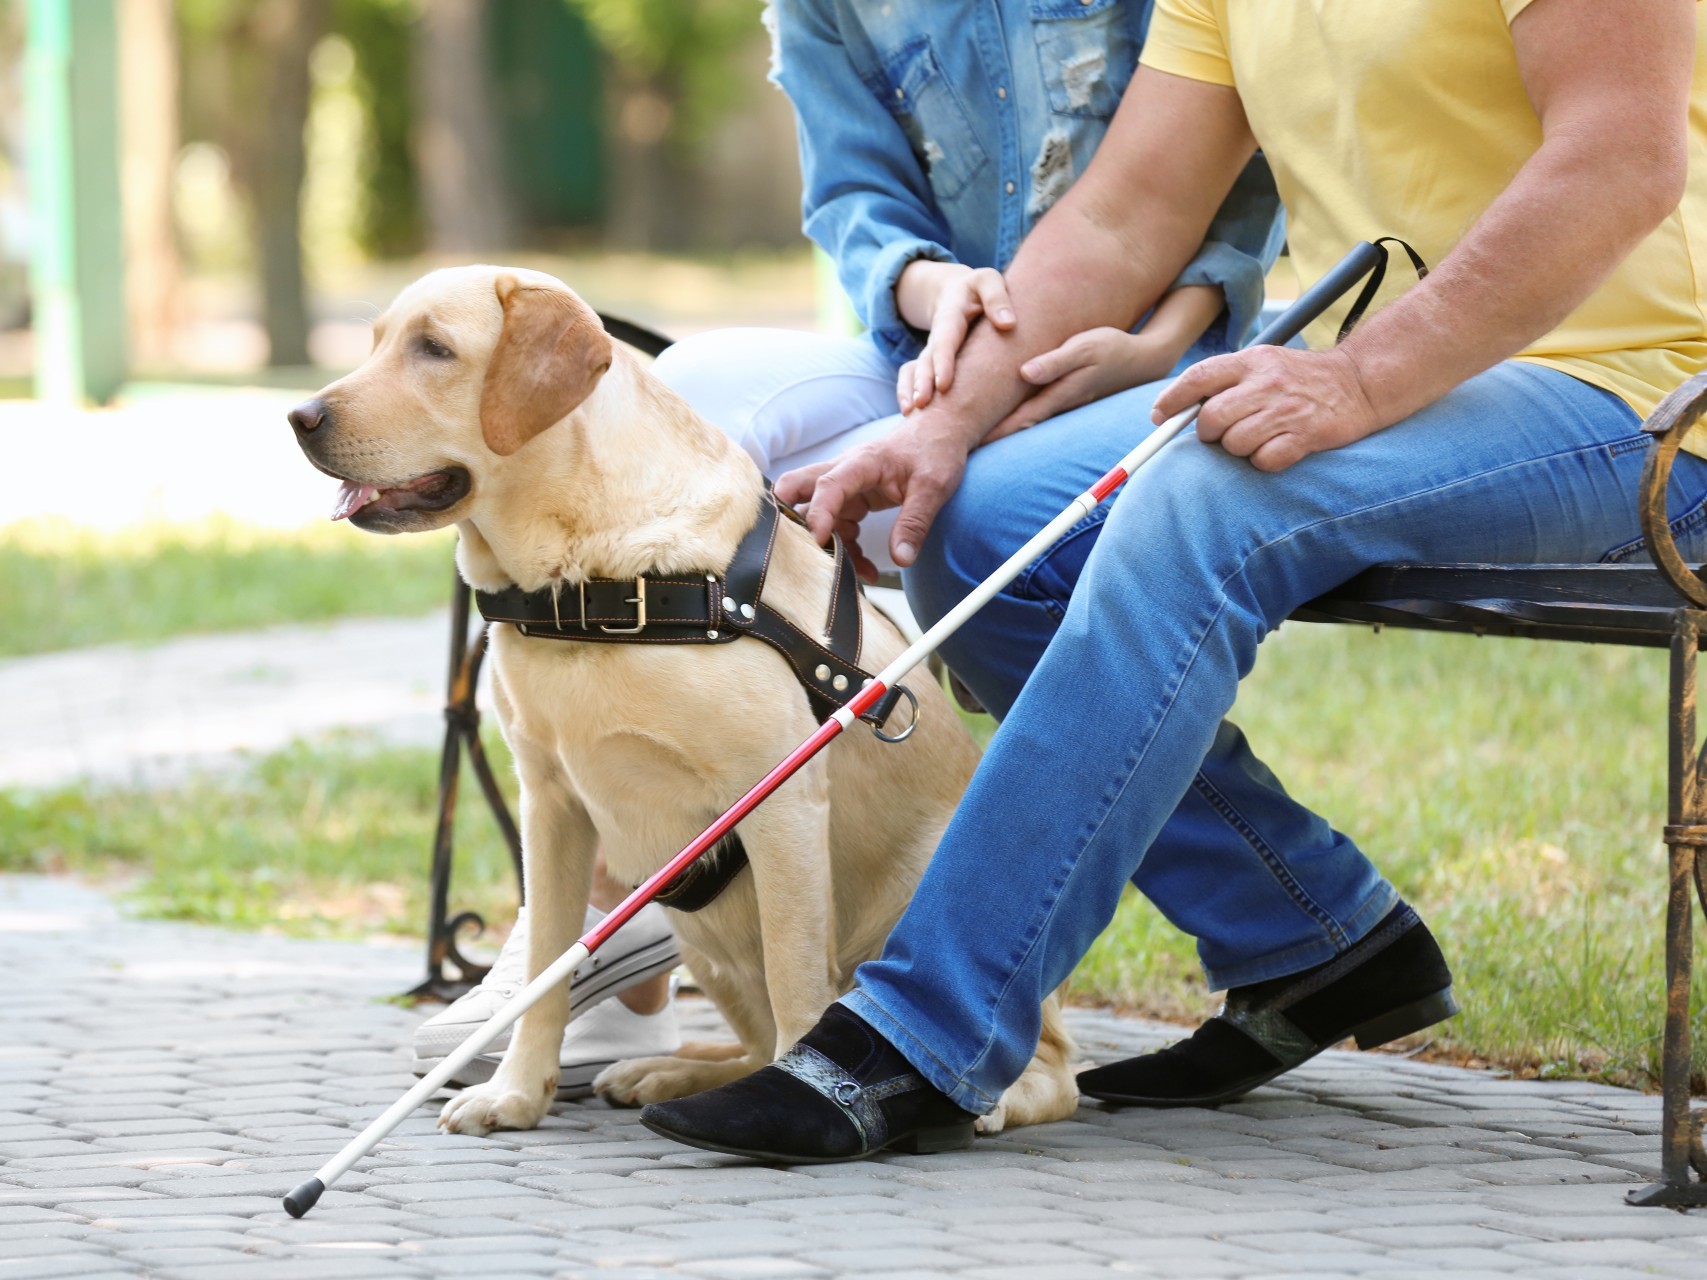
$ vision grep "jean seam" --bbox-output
[1188,770,1350,950]
[1601,488,1707,564]
[1203,884,1400,990]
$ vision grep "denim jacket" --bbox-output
[770,0,1286,366]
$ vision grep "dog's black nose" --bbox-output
[288,399,329,434]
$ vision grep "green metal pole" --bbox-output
[25,0,126,405]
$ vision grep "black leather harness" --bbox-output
[473,486,909,912]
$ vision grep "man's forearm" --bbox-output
[918,214,1179,447]
[1342,142,1684,427]
[908,69,1259,449]
[1154,0,1694,478]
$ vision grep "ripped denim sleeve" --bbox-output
[776,0,962,368]
[862,238,958,366]
[1169,153,1287,350]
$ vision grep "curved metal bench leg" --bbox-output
[1628,373,1707,1206]
[405,570,525,1002]
[1627,608,1707,1207]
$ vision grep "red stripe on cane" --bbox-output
[579,707,862,953]
[845,678,888,720]
[1089,468,1129,502]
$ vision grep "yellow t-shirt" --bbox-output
[1140,0,1707,429]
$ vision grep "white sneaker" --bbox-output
[452,977,683,1100]
[411,902,678,1077]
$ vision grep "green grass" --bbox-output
[1,618,1702,1090]
[0,730,524,941]
[0,517,459,657]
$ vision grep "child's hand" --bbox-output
[982,327,1177,443]
[894,263,1016,414]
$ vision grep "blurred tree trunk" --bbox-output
[602,68,693,251]
[413,0,514,253]
[246,0,325,366]
[119,0,181,370]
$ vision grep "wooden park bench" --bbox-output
[406,320,1707,1209]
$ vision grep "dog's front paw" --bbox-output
[974,1100,1008,1135]
[438,1078,553,1136]
[594,1053,755,1107]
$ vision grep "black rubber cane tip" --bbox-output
[282,1177,324,1218]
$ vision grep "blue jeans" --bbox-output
[841,360,1707,1114]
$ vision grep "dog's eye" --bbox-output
[418,335,454,360]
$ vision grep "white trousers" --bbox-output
[652,328,906,575]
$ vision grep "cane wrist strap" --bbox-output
[1336,237,1429,344]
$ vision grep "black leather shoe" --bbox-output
[1079,903,1457,1108]
[641,1004,978,1163]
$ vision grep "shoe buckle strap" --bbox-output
[1217,1001,1319,1068]
[773,1043,923,1150]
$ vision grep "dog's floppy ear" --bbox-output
[480,274,613,456]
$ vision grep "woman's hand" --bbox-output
[894,262,1017,414]
[982,327,1180,442]
[982,283,1223,443]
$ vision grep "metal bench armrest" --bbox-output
[1641,370,1707,607]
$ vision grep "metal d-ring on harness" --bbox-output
[469,484,918,910]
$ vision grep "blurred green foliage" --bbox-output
[0,729,521,938]
[333,0,423,258]
[177,0,423,261]
[169,0,765,259]
[565,0,764,146]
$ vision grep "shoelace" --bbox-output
[480,906,613,998]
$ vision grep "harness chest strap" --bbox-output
[471,488,905,727]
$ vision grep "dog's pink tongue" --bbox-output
[331,481,379,521]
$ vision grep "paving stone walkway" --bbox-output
[3,875,1705,1279]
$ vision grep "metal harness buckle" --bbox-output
[599,576,648,634]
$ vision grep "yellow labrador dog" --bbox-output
[288,265,1078,1138]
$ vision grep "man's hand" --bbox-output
[894,263,1017,413]
[776,415,977,575]
[1152,346,1381,472]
